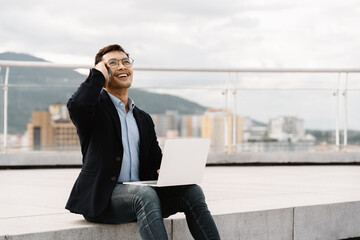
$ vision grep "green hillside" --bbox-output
[0,52,206,134]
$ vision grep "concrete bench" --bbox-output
[1,201,360,240]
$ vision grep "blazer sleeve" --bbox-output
[147,116,163,179]
[67,68,105,139]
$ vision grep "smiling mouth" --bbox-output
[116,73,129,78]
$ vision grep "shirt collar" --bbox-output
[128,98,136,111]
[107,91,135,112]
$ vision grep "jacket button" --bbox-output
[111,176,116,181]
[115,156,121,162]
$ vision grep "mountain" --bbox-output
[0,52,207,134]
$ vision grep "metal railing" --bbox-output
[1,60,360,154]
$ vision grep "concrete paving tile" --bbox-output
[0,166,360,238]
[0,203,66,218]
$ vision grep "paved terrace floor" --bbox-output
[1,166,360,239]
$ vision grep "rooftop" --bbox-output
[1,165,360,239]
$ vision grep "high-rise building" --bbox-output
[49,102,69,121]
[242,117,268,142]
[201,109,243,153]
[27,103,79,150]
[151,111,180,138]
[179,115,202,137]
[27,112,55,150]
[268,116,305,142]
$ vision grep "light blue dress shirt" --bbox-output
[107,92,140,182]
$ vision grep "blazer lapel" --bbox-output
[133,107,145,159]
[100,90,122,141]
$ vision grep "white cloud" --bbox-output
[1,0,360,129]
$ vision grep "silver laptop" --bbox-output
[123,138,210,187]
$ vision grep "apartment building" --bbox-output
[27,103,79,150]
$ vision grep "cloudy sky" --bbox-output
[1,0,360,130]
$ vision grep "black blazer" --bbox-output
[65,69,162,218]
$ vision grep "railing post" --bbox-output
[334,73,341,151]
[3,67,9,154]
[232,72,238,153]
[225,72,232,154]
[343,72,348,150]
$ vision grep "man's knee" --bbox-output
[185,184,205,196]
[176,185,209,217]
[134,186,161,206]
[182,185,206,204]
[139,186,159,199]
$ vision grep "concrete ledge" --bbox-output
[0,214,172,240]
[173,208,294,240]
[207,152,360,165]
[294,201,360,240]
[1,151,360,167]
[2,201,360,240]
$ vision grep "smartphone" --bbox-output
[107,67,111,84]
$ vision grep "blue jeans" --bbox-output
[84,184,220,240]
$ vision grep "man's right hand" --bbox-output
[94,61,109,87]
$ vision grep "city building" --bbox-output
[151,111,204,148]
[268,116,305,142]
[238,116,317,152]
[27,103,79,150]
[151,109,243,153]
[201,109,243,153]
[179,115,202,137]
[49,102,69,121]
[0,133,27,152]
[151,111,180,138]
[242,117,268,142]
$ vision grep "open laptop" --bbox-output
[123,138,210,187]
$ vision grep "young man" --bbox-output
[65,44,221,240]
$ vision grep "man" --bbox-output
[65,44,221,240]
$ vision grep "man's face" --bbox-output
[102,50,133,90]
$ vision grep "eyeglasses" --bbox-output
[107,57,134,69]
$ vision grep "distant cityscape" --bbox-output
[2,102,345,153]
[151,109,316,153]
[2,101,360,153]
